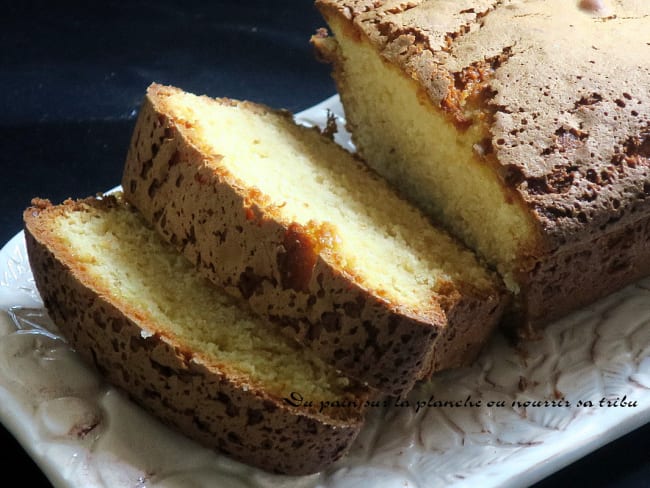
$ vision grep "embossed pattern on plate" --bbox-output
[1,97,649,488]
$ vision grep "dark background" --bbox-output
[1,1,648,486]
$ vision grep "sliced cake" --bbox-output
[24,195,370,475]
[121,83,507,396]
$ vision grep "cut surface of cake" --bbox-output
[313,0,650,331]
[122,83,506,396]
[24,195,370,475]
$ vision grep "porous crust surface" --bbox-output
[315,0,650,327]
[316,0,650,249]
[24,197,365,476]
[121,83,506,396]
[514,211,650,329]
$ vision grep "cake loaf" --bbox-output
[121,83,506,396]
[24,195,370,475]
[313,0,650,333]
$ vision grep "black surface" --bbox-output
[1,0,335,246]
[1,1,648,486]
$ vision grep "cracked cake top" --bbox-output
[317,0,650,248]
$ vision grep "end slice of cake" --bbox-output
[121,83,507,396]
[313,0,650,332]
[24,195,370,475]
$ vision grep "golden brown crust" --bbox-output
[509,210,650,331]
[315,0,650,328]
[429,278,508,371]
[23,196,367,475]
[316,0,650,251]
[121,83,506,396]
[311,5,546,261]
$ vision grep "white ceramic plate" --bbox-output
[1,96,649,488]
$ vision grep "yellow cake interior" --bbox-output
[153,87,499,314]
[324,16,539,292]
[49,198,359,403]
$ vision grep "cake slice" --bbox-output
[121,83,506,396]
[24,195,370,475]
[313,0,650,332]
